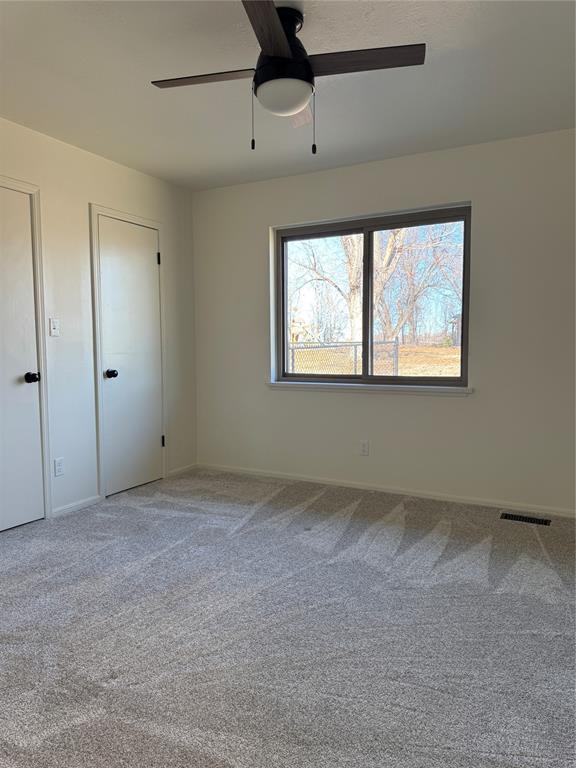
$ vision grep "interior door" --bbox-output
[99,215,163,496]
[0,186,45,531]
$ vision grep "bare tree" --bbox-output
[374,223,462,344]
[287,222,462,346]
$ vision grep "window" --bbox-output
[275,206,470,387]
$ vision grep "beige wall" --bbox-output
[0,118,196,514]
[192,130,575,516]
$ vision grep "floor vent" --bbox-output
[500,512,551,526]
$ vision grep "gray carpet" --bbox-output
[0,469,574,768]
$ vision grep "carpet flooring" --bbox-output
[0,469,574,768]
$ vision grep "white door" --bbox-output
[98,215,163,496]
[0,186,45,531]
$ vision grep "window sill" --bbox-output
[268,381,474,396]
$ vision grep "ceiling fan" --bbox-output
[152,1,425,135]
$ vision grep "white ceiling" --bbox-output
[0,1,573,190]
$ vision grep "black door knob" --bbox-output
[24,372,40,383]
[105,369,119,379]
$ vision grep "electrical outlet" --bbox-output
[359,440,370,457]
[54,457,64,477]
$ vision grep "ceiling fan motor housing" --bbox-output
[253,7,314,108]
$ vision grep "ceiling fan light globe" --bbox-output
[256,78,313,116]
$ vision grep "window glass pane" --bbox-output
[285,233,363,375]
[372,221,465,378]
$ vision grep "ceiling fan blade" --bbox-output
[152,68,255,89]
[309,43,426,77]
[241,0,292,59]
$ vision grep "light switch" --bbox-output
[49,317,60,337]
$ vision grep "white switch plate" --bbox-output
[54,457,64,477]
[49,317,60,337]
[359,440,370,456]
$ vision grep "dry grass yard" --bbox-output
[397,345,461,377]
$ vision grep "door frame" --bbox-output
[1,175,51,520]
[89,204,167,497]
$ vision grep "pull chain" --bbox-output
[311,90,317,155]
[251,85,256,150]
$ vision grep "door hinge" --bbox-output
[157,252,161,265]
[161,435,165,447]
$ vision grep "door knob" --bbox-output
[105,369,119,379]
[24,372,40,383]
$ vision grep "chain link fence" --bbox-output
[287,340,399,376]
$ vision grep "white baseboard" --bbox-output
[166,463,199,478]
[195,462,575,520]
[50,495,103,518]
